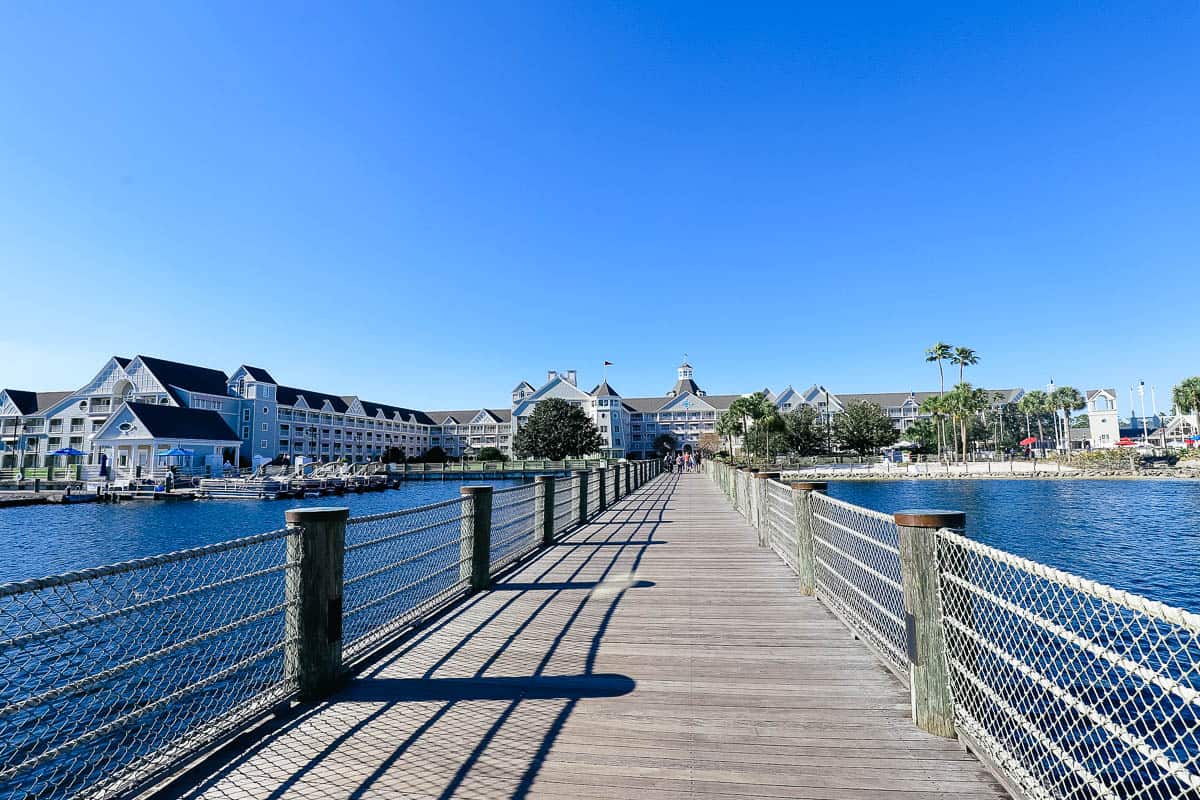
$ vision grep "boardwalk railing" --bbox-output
[706,460,1200,800]
[0,459,662,800]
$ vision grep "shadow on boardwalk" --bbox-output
[155,479,676,800]
[153,474,1004,800]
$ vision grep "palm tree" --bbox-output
[950,346,979,383]
[1050,386,1085,458]
[1172,377,1200,425]
[925,342,953,458]
[919,394,949,460]
[945,383,990,463]
[1018,390,1051,451]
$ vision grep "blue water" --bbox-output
[0,479,527,585]
[827,479,1200,613]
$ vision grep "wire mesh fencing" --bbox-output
[587,472,602,516]
[341,497,471,662]
[553,475,578,536]
[488,484,539,573]
[808,492,908,676]
[937,530,1200,800]
[763,480,798,573]
[0,530,295,800]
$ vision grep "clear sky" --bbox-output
[1,3,1197,412]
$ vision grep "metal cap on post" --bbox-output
[461,486,494,592]
[534,475,555,547]
[284,506,348,701]
[573,469,589,523]
[895,508,964,739]
[790,482,827,596]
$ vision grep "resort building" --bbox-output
[3,351,1051,476]
[507,362,740,459]
[771,385,1025,433]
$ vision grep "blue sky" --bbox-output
[1,3,1197,412]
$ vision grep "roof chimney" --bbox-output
[547,370,558,383]
[564,370,577,386]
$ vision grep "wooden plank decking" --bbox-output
[163,473,1006,799]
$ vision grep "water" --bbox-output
[0,479,528,585]
[827,479,1200,613]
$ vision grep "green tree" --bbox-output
[715,410,744,458]
[925,342,953,457]
[727,392,775,458]
[833,401,899,457]
[944,383,992,463]
[421,446,448,463]
[512,398,603,460]
[951,346,979,383]
[652,432,678,454]
[903,417,939,454]
[476,446,507,462]
[919,394,951,460]
[1050,386,1085,457]
[1172,377,1200,422]
[782,406,825,456]
[1018,390,1052,449]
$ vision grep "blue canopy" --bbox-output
[51,447,86,456]
[157,447,195,457]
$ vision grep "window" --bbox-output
[243,409,251,422]
[241,426,250,438]
[261,422,268,432]
[260,440,267,449]
[262,406,270,415]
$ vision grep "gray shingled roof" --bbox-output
[136,355,230,405]
[426,409,512,425]
[240,365,276,383]
[3,390,73,415]
[124,401,241,441]
[670,377,702,396]
[590,381,620,397]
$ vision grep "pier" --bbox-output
[1,460,1197,799]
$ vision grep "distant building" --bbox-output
[1085,389,1121,448]
[771,385,1023,433]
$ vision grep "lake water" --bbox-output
[827,479,1200,613]
[0,479,527,585]
[2,476,1197,612]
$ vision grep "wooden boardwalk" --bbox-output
[163,474,1006,800]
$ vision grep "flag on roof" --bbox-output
[603,360,613,366]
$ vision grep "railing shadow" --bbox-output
[155,474,678,800]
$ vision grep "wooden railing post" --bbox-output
[790,482,826,596]
[461,486,493,592]
[573,469,589,523]
[895,509,963,739]
[597,466,608,513]
[284,506,348,701]
[534,475,555,547]
[753,472,780,546]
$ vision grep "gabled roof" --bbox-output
[427,408,512,425]
[1086,388,1117,401]
[136,355,230,404]
[359,400,435,425]
[240,365,276,383]
[669,378,702,396]
[512,381,535,392]
[122,401,241,442]
[590,381,620,397]
[621,393,740,414]
[2,390,73,415]
[277,386,349,413]
[114,357,132,368]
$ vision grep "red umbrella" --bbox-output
[1117,437,1136,447]
[1019,436,1038,446]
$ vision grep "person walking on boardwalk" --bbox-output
[675,453,683,473]
[664,453,673,473]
